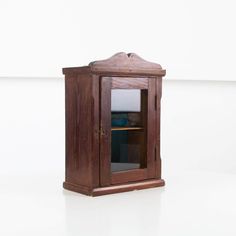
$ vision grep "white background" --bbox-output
[0,0,236,80]
[0,0,236,235]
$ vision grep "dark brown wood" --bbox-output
[147,78,157,178]
[100,76,157,185]
[91,74,100,187]
[64,179,165,196]
[100,77,111,187]
[64,73,94,187]
[140,90,148,168]
[63,181,91,196]
[111,169,147,185]
[111,127,143,131]
[92,179,165,196]
[63,52,165,196]
[111,77,148,89]
[89,52,166,76]
[155,77,162,179]
[62,66,90,75]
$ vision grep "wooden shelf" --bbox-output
[111,127,143,131]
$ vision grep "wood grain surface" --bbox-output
[63,53,165,196]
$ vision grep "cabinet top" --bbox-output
[63,52,166,77]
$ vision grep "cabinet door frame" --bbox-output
[99,76,157,187]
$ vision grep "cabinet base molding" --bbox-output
[63,182,91,196]
[63,179,165,197]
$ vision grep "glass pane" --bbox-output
[111,89,147,172]
[111,89,140,111]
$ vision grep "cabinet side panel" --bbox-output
[65,73,94,188]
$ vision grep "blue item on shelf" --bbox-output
[111,118,128,127]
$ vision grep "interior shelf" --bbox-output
[111,127,143,131]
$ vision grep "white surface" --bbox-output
[1,172,236,236]
[0,0,236,80]
[162,80,236,174]
[0,78,236,235]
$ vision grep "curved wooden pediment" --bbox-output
[89,52,165,76]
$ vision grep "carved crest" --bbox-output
[89,52,165,76]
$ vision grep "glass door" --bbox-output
[111,89,146,172]
[100,77,156,186]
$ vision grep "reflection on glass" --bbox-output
[111,89,147,172]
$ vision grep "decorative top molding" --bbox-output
[62,52,166,76]
[89,52,165,76]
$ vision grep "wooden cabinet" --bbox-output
[62,52,166,196]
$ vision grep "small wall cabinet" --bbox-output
[62,52,166,196]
